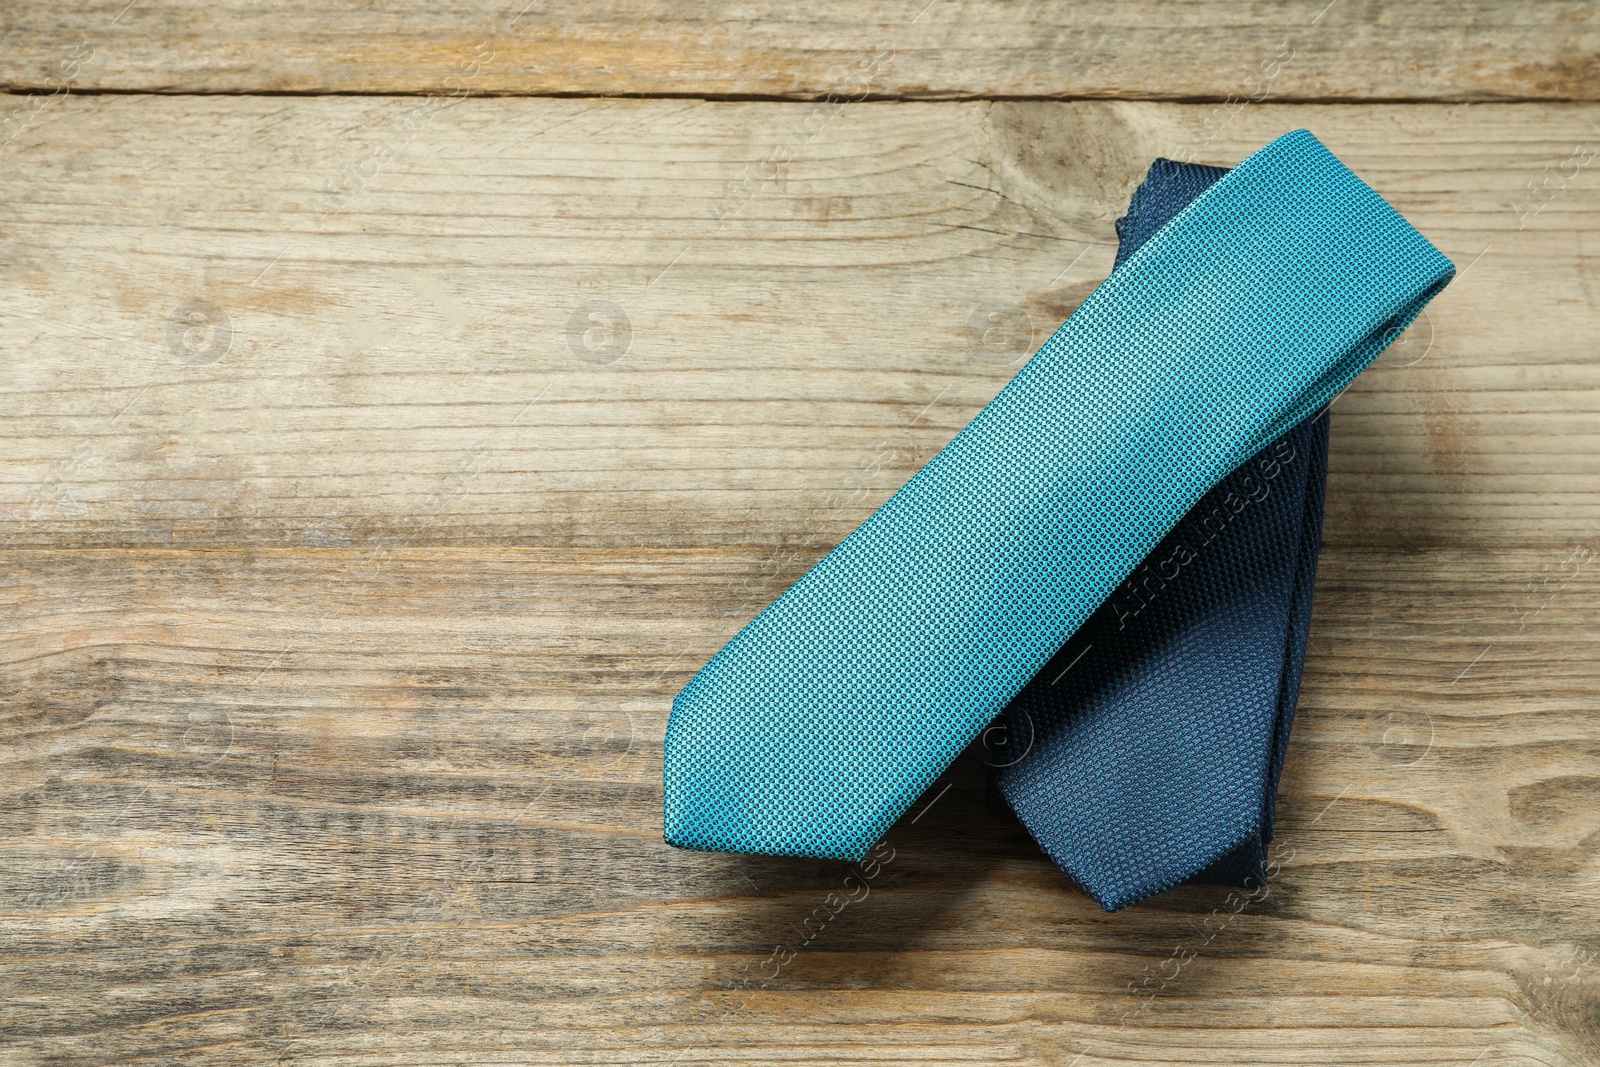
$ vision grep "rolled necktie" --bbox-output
[664,131,1453,903]
[984,158,1332,909]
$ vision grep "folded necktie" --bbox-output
[664,131,1453,900]
[983,158,1332,909]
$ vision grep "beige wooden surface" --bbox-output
[4,6,1600,1067]
[5,99,1599,551]
[3,1,1600,100]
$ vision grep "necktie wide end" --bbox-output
[662,801,876,863]
[662,728,884,862]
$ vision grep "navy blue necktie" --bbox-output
[663,131,1453,911]
[984,159,1330,910]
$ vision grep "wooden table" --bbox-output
[4,3,1599,1064]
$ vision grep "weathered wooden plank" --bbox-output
[3,97,1598,551]
[2,0,1599,100]
[1,545,1596,1065]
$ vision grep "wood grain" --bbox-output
[2,0,1599,100]
[4,35,1600,1067]
[1,544,1597,1065]
[4,98,1600,553]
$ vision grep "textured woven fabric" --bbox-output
[983,158,1332,910]
[664,130,1454,868]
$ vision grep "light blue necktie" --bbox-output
[664,130,1454,866]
